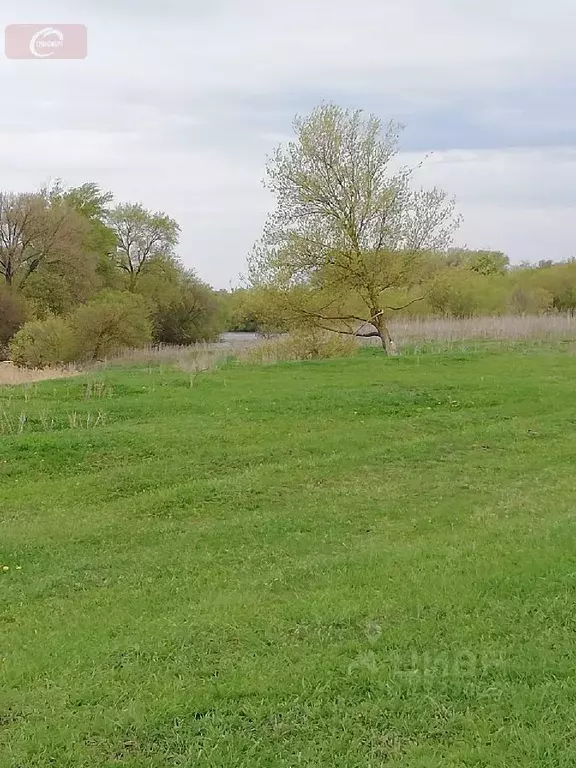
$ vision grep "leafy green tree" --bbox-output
[17,181,122,314]
[539,261,576,314]
[51,181,121,289]
[427,268,480,317]
[467,250,509,276]
[222,289,259,333]
[508,284,553,315]
[22,259,100,317]
[0,191,88,289]
[507,266,553,315]
[107,203,180,290]
[445,249,509,276]
[221,287,289,335]
[45,180,113,221]
[248,103,460,352]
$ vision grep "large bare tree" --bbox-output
[248,104,461,352]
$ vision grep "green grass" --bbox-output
[2,347,576,767]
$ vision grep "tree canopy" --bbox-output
[0,181,224,363]
[248,103,461,351]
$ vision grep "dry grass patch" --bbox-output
[0,362,78,386]
[388,313,576,345]
[242,331,357,364]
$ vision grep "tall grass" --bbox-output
[0,362,78,386]
[388,313,576,344]
[112,315,576,365]
[3,314,575,387]
[100,343,234,376]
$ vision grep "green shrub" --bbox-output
[245,330,357,364]
[152,278,224,344]
[0,287,27,359]
[9,316,74,368]
[69,291,152,362]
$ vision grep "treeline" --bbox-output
[226,251,576,335]
[0,181,225,364]
[410,251,576,318]
[424,251,576,318]
[3,146,575,366]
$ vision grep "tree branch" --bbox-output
[383,295,425,311]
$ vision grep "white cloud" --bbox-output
[0,0,574,286]
[406,148,576,209]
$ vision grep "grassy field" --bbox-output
[2,346,576,766]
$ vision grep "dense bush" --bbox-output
[427,269,508,318]
[134,261,225,344]
[9,316,74,368]
[246,330,357,364]
[152,278,223,344]
[10,292,153,367]
[508,285,553,315]
[0,288,27,359]
[223,288,289,336]
[69,291,152,361]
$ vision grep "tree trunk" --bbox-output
[374,315,397,356]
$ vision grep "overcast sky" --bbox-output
[1,0,574,287]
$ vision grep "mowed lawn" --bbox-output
[2,348,576,767]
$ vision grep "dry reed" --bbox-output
[2,315,574,386]
[387,314,576,345]
[0,362,79,386]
